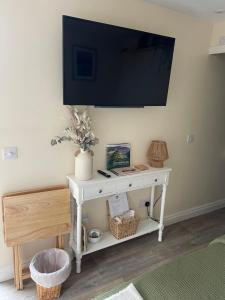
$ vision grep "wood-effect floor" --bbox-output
[1,208,225,300]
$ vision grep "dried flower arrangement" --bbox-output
[51,106,99,152]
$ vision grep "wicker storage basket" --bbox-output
[36,284,61,300]
[108,216,139,240]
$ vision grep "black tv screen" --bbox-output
[63,16,175,107]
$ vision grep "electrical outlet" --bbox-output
[219,36,225,45]
[186,134,195,144]
[145,201,150,207]
[139,199,151,208]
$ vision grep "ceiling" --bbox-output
[144,0,225,21]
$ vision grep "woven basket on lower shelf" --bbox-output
[108,216,139,240]
[36,284,61,300]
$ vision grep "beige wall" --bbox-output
[1,0,225,280]
[211,20,225,46]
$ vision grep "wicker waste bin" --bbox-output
[30,248,71,300]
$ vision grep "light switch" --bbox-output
[2,147,18,160]
[186,134,195,144]
[219,36,225,46]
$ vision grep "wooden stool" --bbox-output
[2,186,71,290]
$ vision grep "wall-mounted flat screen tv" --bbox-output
[63,16,175,107]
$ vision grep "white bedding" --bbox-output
[104,283,143,300]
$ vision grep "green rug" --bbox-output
[94,235,225,300]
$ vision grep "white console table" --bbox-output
[67,167,171,273]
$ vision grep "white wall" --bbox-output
[1,0,225,281]
[211,20,225,46]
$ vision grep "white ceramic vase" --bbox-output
[75,149,93,181]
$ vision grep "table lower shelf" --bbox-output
[83,218,159,255]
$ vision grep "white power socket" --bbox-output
[139,199,151,208]
[186,134,195,144]
[219,36,225,46]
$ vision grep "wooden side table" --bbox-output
[2,185,71,290]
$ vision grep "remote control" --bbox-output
[97,170,111,178]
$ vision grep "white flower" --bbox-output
[51,106,98,151]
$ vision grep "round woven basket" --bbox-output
[36,284,61,300]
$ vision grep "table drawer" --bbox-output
[143,174,166,187]
[83,183,114,199]
[117,177,142,192]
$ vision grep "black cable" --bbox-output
[146,205,150,217]
[154,189,163,207]
[148,188,163,222]
[144,188,163,221]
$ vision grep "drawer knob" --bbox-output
[99,189,103,194]
[129,183,132,187]
[155,179,158,182]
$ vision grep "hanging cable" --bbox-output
[154,189,163,207]
[149,188,163,222]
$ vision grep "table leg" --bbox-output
[76,202,83,273]
[150,186,155,218]
[13,245,23,290]
[158,184,167,242]
[12,246,18,289]
[18,246,23,290]
[69,192,75,260]
[56,235,64,249]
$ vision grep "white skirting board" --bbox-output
[1,198,225,283]
[164,198,225,225]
